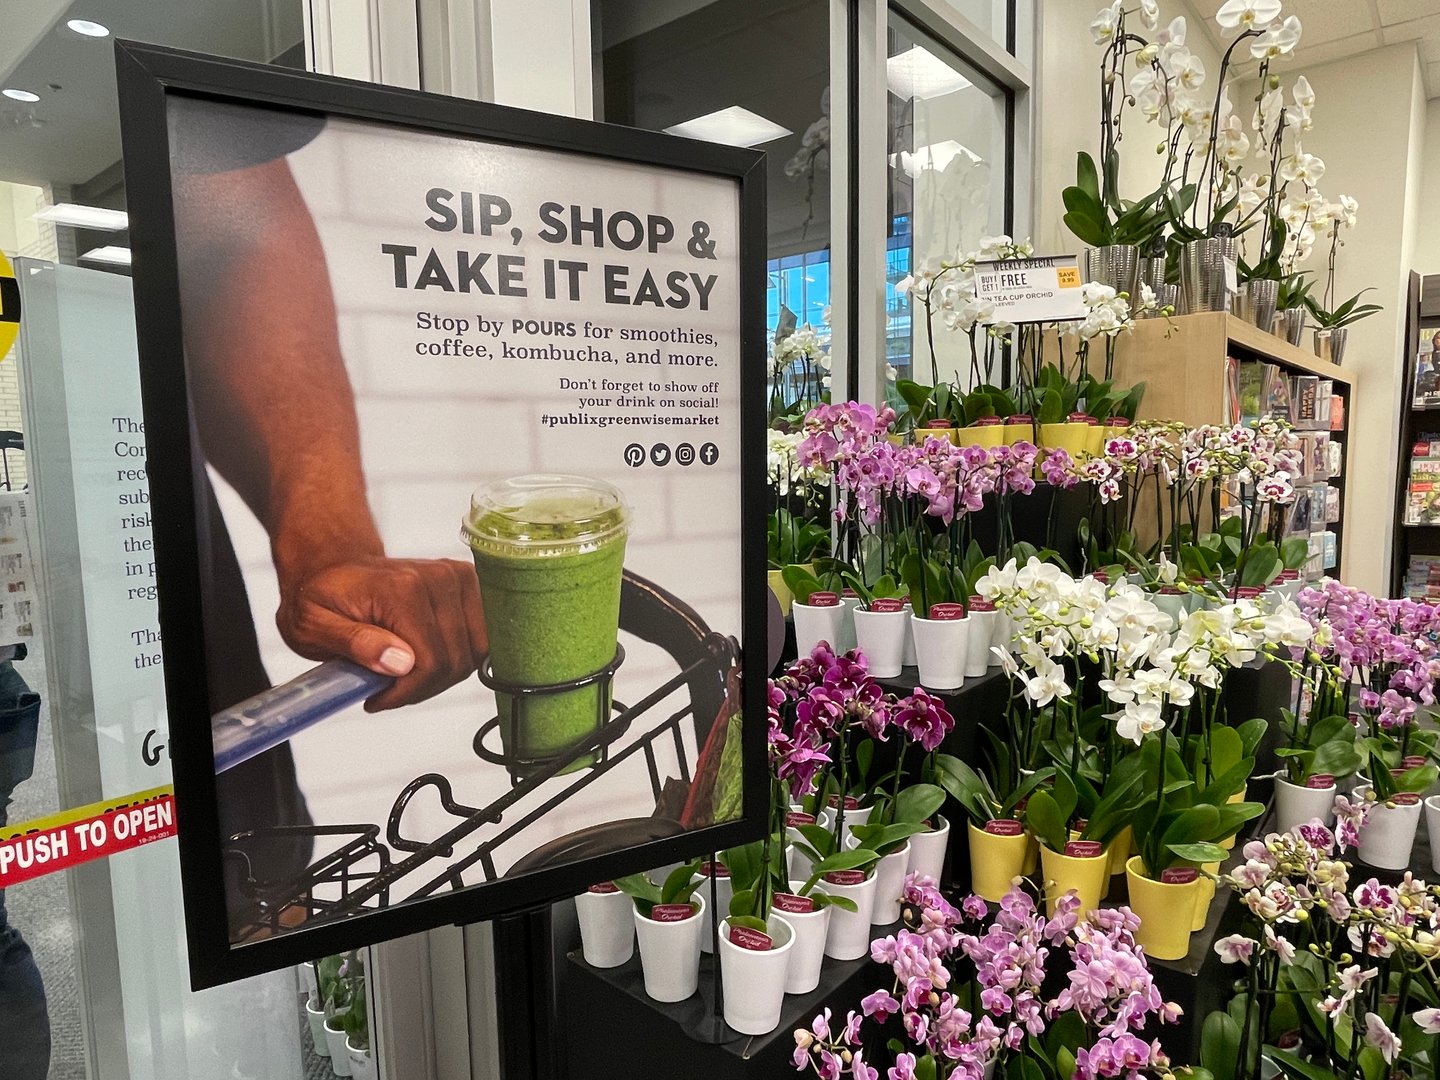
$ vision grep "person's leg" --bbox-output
[0,662,52,1080]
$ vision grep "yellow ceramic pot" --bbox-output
[961,420,1006,449]
[1125,857,1201,961]
[1108,826,1134,876]
[917,425,959,447]
[1192,861,1221,931]
[967,820,1029,903]
[767,562,814,618]
[1099,419,1132,451]
[1038,422,1091,456]
[1039,843,1109,917]
[1219,785,1248,851]
[1083,421,1104,457]
[886,432,909,448]
[1000,416,1036,447]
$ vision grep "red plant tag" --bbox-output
[974,416,1003,426]
[1276,1031,1302,1051]
[785,811,817,828]
[828,794,860,810]
[1004,415,1033,424]
[1306,774,1335,789]
[1158,585,1183,595]
[984,819,1023,836]
[1068,412,1095,424]
[773,893,817,914]
[824,870,867,886]
[1091,571,1109,583]
[1403,755,1427,769]
[808,592,840,608]
[1102,416,1131,427]
[1065,840,1103,859]
[728,925,773,951]
[1391,768,1409,778]
[1278,569,1300,580]
[929,603,966,621]
[587,882,619,894]
[1161,868,1199,884]
[700,861,730,878]
[1394,793,1422,806]
[650,903,697,922]
[925,419,953,428]
[967,596,996,612]
[871,598,905,613]
[842,587,858,598]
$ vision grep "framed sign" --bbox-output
[116,41,767,988]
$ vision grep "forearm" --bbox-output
[175,161,381,582]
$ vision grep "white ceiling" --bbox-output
[1185,0,1440,97]
[0,0,302,188]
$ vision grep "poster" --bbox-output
[117,43,766,986]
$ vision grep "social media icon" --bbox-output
[675,443,696,466]
[623,443,645,468]
[699,442,720,466]
[650,443,671,467]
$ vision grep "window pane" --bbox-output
[594,0,832,409]
[886,13,1008,395]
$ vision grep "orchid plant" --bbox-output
[792,876,1184,1080]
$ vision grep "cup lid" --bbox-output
[462,474,629,557]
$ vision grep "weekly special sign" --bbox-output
[973,254,1086,323]
[117,42,767,987]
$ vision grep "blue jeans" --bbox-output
[0,661,49,1080]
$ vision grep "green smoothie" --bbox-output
[462,476,630,775]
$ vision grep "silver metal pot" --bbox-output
[1233,279,1279,330]
[1313,327,1348,366]
[1082,244,1141,300]
[1276,307,1305,347]
[1179,235,1238,314]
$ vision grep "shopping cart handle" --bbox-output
[212,659,392,774]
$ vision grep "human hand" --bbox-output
[276,556,487,711]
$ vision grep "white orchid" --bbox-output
[1335,194,1358,229]
[1090,1,1121,45]
[1112,701,1166,745]
[1139,0,1160,30]
[1251,15,1302,59]
[1237,173,1271,216]
[1170,49,1206,91]
[1157,15,1186,46]
[1293,75,1315,110]
[1280,150,1325,186]
[1216,114,1251,166]
[1216,0,1282,33]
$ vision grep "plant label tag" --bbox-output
[1394,793,1421,806]
[824,870,867,886]
[828,795,860,811]
[925,420,953,428]
[929,603,965,621]
[773,893,816,914]
[1065,840,1103,859]
[808,592,840,608]
[728,925,773,951]
[984,818,1023,836]
[785,811,816,828]
[972,254,1087,324]
[871,598,905,613]
[587,882,619,894]
[1161,868,1198,884]
[650,903,697,922]
[700,861,730,878]
[1306,774,1335,789]
[1068,412,1095,424]
[1223,257,1238,294]
[1403,755,1427,769]
[967,596,995,612]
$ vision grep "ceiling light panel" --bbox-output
[664,106,792,148]
[79,246,132,266]
[34,203,129,230]
[887,46,972,100]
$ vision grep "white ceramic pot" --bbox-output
[1356,789,1423,871]
[1426,796,1440,875]
[839,595,861,653]
[300,962,319,1001]
[911,612,970,691]
[792,599,847,655]
[694,867,734,954]
[829,798,873,830]
[1272,773,1336,832]
[821,870,878,960]
[965,608,996,677]
[853,606,908,678]
[575,884,636,968]
[870,841,912,925]
[901,603,918,667]
[718,915,796,1035]
[634,894,707,1002]
[786,810,820,882]
[346,1037,376,1080]
[325,1021,353,1076]
[305,999,330,1057]
[1151,590,1188,628]
[777,882,833,994]
[991,610,1015,653]
[907,815,951,885]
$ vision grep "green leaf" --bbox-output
[893,783,947,825]
[726,914,769,935]
[1266,1047,1348,1080]
[782,564,825,604]
[800,848,880,894]
[1024,789,1068,853]
[1064,211,1107,249]
[1076,151,1101,206]
[661,860,702,904]
[1169,842,1229,863]
[1201,1011,1241,1080]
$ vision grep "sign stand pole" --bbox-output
[492,907,560,1079]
